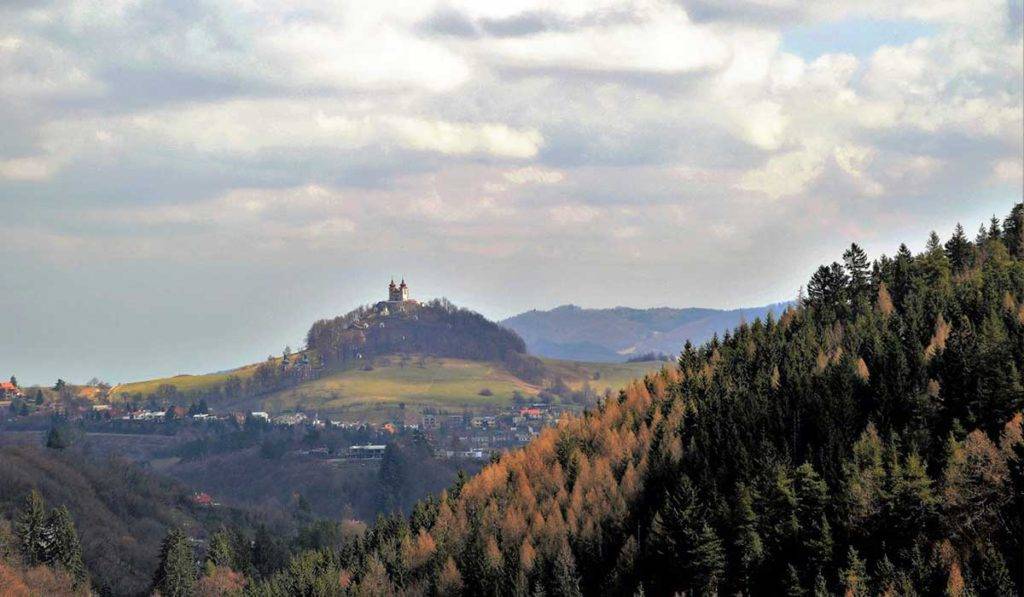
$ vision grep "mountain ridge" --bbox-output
[502,301,792,361]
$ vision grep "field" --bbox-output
[105,351,667,421]
[108,354,298,399]
[259,355,666,421]
[261,356,537,419]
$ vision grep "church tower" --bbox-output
[388,278,410,302]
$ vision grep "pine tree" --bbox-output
[691,523,725,596]
[783,563,804,596]
[944,224,972,273]
[1004,203,1024,258]
[794,463,832,573]
[44,506,86,584]
[988,216,1002,241]
[806,262,849,316]
[15,490,48,566]
[152,527,196,597]
[812,571,829,596]
[732,483,764,593]
[207,528,234,569]
[843,243,871,302]
[46,425,70,450]
[841,547,869,597]
[551,540,583,597]
[648,474,700,592]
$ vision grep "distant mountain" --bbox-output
[501,302,792,362]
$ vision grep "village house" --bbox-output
[0,381,23,400]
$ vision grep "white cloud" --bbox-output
[738,147,826,198]
[42,101,543,162]
[385,117,542,158]
[0,156,58,181]
[550,204,599,225]
[478,3,731,74]
[994,158,1023,185]
[504,166,565,185]
[1,0,1020,290]
[0,34,100,99]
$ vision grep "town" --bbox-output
[0,373,583,462]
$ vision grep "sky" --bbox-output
[1,0,1021,385]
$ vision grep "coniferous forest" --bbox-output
[213,205,1021,596]
[3,206,1023,596]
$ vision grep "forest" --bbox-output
[306,298,547,383]
[2,205,1022,596]
[164,204,1018,596]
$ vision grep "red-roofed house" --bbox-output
[0,382,22,399]
[191,492,215,507]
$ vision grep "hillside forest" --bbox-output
[2,204,1022,596]
[169,204,1020,596]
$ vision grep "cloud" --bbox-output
[504,166,565,184]
[0,0,1021,383]
[0,156,58,181]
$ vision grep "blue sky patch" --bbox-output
[782,18,938,59]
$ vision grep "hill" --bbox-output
[107,297,665,418]
[220,205,1024,595]
[502,302,791,362]
[256,356,661,421]
[0,444,276,595]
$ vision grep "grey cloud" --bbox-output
[678,0,805,25]
[479,12,569,37]
[0,0,1019,384]
[416,8,480,38]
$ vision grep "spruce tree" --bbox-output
[152,527,196,597]
[15,489,48,566]
[794,463,832,573]
[732,483,764,594]
[1004,203,1024,257]
[944,223,972,273]
[811,571,829,597]
[783,563,804,596]
[46,425,70,450]
[44,506,86,584]
[841,547,869,597]
[206,528,234,569]
[690,523,725,596]
[551,540,583,597]
[843,243,871,303]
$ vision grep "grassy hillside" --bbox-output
[105,350,664,419]
[262,357,532,416]
[259,356,664,420]
[109,362,265,400]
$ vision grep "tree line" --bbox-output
[174,204,1019,596]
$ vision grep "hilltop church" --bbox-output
[374,278,417,315]
[387,278,410,302]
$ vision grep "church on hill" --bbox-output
[388,278,410,302]
[374,278,417,315]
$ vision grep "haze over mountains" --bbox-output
[502,302,792,362]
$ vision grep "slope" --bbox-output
[231,204,1024,596]
[256,356,663,420]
